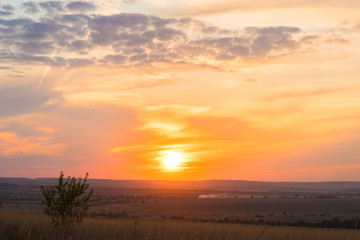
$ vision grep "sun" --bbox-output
[161,150,185,171]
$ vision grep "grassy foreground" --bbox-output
[1,212,360,240]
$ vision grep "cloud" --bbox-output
[66,1,96,12]
[2,4,15,11]
[23,1,41,14]
[39,1,65,14]
[245,78,257,82]
[0,84,63,117]
[0,11,309,69]
[0,10,12,16]
[0,52,62,66]
[122,0,137,4]
[123,104,326,178]
[246,26,301,57]
[67,57,95,67]
[147,0,360,18]
[0,122,50,138]
[0,103,139,176]
[101,54,127,65]
[68,39,93,54]
[263,87,347,101]
[0,95,140,175]
[323,38,349,45]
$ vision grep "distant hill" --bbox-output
[1,178,360,193]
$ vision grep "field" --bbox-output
[1,178,360,239]
[1,212,360,240]
[3,180,360,223]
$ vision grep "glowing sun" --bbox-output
[161,150,184,171]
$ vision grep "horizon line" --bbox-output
[1,177,360,183]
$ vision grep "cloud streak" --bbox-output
[146,0,360,17]
[263,87,348,101]
[66,1,96,12]
[0,84,63,117]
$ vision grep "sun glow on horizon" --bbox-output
[160,150,185,171]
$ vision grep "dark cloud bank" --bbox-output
[0,1,310,68]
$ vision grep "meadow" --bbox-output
[2,179,360,239]
[1,211,360,240]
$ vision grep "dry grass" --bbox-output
[1,212,360,240]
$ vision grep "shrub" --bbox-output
[40,171,94,228]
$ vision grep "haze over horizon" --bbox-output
[1,0,360,181]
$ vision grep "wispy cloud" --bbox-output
[145,0,360,17]
[65,1,96,12]
[23,1,41,14]
[0,84,63,117]
[122,0,137,4]
[1,4,15,11]
[0,10,13,16]
[263,87,348,101]
[38,1,65,14]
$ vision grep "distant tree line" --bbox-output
[88,211,132,219]
[228,217,360,229]
[261,218,360,229]
[85,210,360,230]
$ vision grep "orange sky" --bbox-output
[1,0,360,181]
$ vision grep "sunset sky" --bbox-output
[1,0,360,181]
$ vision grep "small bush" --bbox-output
[41,171,94,228]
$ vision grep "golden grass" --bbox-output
[1,212,360,240]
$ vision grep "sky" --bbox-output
[1,0,360,181]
